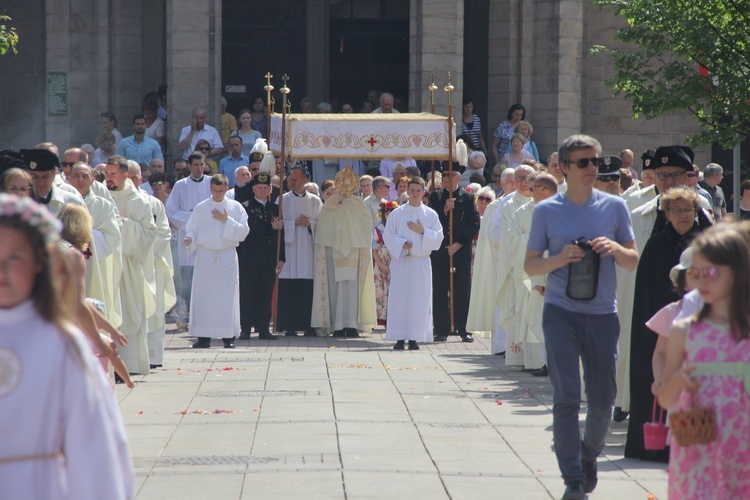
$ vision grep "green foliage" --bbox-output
[0,14,19,55]
[592,0,750,148]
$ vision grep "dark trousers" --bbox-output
[431,251,471,335]
[240,262,276,335]
[276,279,314,332]
[542,303,619,485]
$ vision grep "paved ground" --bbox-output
[116,326,667,500]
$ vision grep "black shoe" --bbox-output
[192,339,211,349]
[239,331,250,340]
[393,340,405,350]
[561,482,586,500]
[150,364,162,369]
[612,407,629,423]
[582,459,597,493]
[408,341,419,350]
[433,335,448,342]
[494,351,506,357]
[345,328,360,338]
[304,329,317,337]
[531,365,548,377]
[333,330,346,338]
[114,373,125,384]
[461,334,474,343]
[222,338,236,349]
[284,332,298,337]
[258,333,278,341]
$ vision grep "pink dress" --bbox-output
[372,224,392,323]
[668,320,750,499]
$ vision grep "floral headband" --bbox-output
[379,201,398,211]
[0,193,61,243]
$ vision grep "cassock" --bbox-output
[311,194,377,334]
[165,175,212,267]
[185,196,249,338]
[109,179,157,374]
[276,189,322,333]
[142,193,176,364]
[625,222,702,461]
[90,179,116,205]
[83,190,123,328]
[506,200,545,369]
[492,190,531,365]
[383,202,443,342]
[0,302,134,499]
[466,199,502,340]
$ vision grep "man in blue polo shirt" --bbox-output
[524,135,638,500]
[218,135,248,188]
[117,114,164,165]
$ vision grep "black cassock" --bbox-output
[624,219,702,461]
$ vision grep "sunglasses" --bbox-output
[477,196,492,202]
[596,175,620,183]
[566,157,600,169]
[61,161,77,167]
[655,171,686,181]
[686,266,720,281]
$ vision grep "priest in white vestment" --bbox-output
[183,174,249,347]
[383,177,443,348]
[128,163,176,367]
[70,163,124,328]
[311,168,377,336]
[165,152,212,325]
[492,164,533,364]
[106,156,157,374]
[276,167,323,336]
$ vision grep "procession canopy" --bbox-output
[269,113,455,160]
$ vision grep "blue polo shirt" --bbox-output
[218,154,249,187]
[116,135,164,164]
[527,190,634,314]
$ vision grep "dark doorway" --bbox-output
[329,1,410,112]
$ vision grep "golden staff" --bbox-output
[264,72,275,140]
[428,74,438,193]
[445,72,456,334]
[272,74,290,334]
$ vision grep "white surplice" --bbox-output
[143,193,176,364]
[0,301,134,499]
[109,180,157,374]
[279,190,322,280]
[382,203,443,342]
[185,197,249,338]
[165,175,212,266]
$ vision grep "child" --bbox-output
[0,194,134,498]
[659,226,750,498]
[373,201,397,327]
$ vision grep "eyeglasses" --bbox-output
[596,175,620,183]
[655,171,686,181]
[529,186,545,192]
[7,186,31,194]
[669,207,696,216]
[686,172,699,178]
[687,266,720,281]
[477,196,492,202]
[565,157,600,169]
[61,161,77,167]
[515,176,528,183]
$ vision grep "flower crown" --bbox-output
[0,194,61,243]
[379,201,398,211]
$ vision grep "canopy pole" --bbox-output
[428,74,437,193]
[272,75,290,334]
[444,73,456,334]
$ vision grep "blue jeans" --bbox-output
[542,303,619,485]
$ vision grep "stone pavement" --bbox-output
[116,327,667,500]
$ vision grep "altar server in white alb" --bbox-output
[276,167,323,336]
[106,156,157,374]
[183,174,250,349]
[383,176,443,350]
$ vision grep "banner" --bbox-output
[269,113,454,160]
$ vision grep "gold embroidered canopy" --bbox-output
[269,113,454,160]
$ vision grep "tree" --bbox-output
[592,0,750,148]
[0,14,19,55]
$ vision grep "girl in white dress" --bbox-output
[0,194,134,499]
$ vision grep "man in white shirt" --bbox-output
[178,106,223,160]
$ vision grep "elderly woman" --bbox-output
[509,120,539,161]
[625,186,708,462]
[0,167,36,199]
[92,132,117,166]
[491,103,525,167]
[501,133,535,170]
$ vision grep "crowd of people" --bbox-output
[1,91,748,499]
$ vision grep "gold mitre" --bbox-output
[334,167,359,198]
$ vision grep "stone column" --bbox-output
[306,0,330,105]
[165,0,222,161]
[409,0,464,116]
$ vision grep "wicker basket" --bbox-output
[643,398,668,450]
[669,394,717,446]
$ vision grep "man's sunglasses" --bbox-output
[596,175,620,183]
[566,157,600,169]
